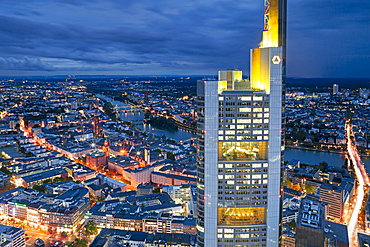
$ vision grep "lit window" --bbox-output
[239,108,251,112]
[237,119,251,123]
[218,142,268,161]
[253,96,263,101]
[238,234,250,238]
[218,207,266,225]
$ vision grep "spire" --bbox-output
[260,0,287,50]
[250,0,287,93]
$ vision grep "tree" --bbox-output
[97,197,105,202]
[287,220,296,230]
[305,184,316,194]
[52,176,64,183]
[0,166,15,178]
[71,238,88,247]
[85,220,98,237]
[152,187,160,193]
[166,152,175,161]
[292,183,301,191]
[32,185,46,193]
[318,161,329,171]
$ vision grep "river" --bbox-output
[96,94,370,172]
[285,148,370,172]
[96,94,195,142]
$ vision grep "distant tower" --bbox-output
[102,140,110,157]
[144,92,149,103]
[144,148,151,164]
[92,114,100,136]
[333,84,339,94]
[9,120,15,130]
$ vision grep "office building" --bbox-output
[0,224,25,247]
[333,84,339,94]
[196,0,286,246]
[320,180,354,222]
[0,187,89,233]
[90,228,196,247]
[296,199,325,247]
[295,198,349,247]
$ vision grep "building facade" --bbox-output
[0,187,89,234]
[196,0,286,246]
[0,224,25,247]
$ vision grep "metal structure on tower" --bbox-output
[264,0,270,31]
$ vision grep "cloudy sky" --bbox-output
[0,0,369,78]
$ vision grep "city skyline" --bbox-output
[0,0,369,78]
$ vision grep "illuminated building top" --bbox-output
[261,0,286,48]
[251,0,287,93]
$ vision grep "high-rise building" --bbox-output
[333,84,339,94]
[196,0,286,246]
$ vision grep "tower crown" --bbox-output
[250,0,286,93]
[260,0,286,49]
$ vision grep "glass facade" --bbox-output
[197,0,286,246]
[218,141,268,161]
[218,207,266,225]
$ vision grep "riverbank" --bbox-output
[96,93,196,142]
[286,145,343,154]
[286,145,370,158]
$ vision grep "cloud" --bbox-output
[0,0,369,77]
[0,57,55,71]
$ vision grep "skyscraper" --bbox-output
[333,84,339,94]
[196,0,286,246]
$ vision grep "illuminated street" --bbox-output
[346,121,369,247]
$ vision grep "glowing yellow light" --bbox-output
[11,178,24,188]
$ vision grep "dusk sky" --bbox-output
[0,0,369,78]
